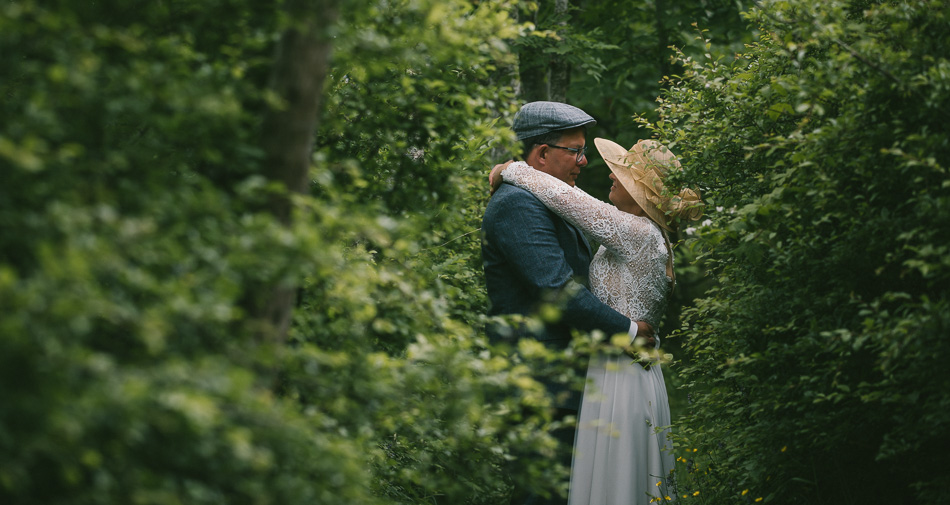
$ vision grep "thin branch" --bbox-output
[419,228,482,252]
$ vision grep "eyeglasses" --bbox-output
[546,143,588,163]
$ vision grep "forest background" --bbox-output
[2,0,948,504]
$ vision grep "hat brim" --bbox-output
[594,137,674,231]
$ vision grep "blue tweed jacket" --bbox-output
[482,182,631,408]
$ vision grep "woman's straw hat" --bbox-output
[594,137,703,231]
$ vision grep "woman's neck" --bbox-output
[617,202,646,217]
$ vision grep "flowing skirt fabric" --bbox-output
[567,354,674,505]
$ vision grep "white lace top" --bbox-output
[501,162,672,327]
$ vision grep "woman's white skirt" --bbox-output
[568,353,675,505]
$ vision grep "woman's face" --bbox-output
[608,172,644,216]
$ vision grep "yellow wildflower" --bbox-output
[693,491,700,496]
[742,489,749,496]
[755,498,763,502]
[781,446,787,452]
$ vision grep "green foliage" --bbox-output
[643,0,950,503]
[304,0,584,501]
[20,0,949,503]
[318,0,520,214]
[568,0,752,142]
[0,2,372,503]
[1,0,568,504]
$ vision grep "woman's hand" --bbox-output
[489,160,514,195]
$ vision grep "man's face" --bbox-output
[539,128,588,186]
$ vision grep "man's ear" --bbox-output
[535,145,547,165]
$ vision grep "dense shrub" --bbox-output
[1,1,567,503]
[644,0,950,503]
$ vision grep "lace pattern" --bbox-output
[502,161,672,327]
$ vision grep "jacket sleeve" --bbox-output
[501,161,656,261]
[484,185,631,337]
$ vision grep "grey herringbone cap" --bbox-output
[512,101,597,140]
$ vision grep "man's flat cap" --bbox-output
[512,101,596,140]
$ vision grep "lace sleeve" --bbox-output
[501,162,656,259]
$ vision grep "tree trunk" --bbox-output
[654,0,671,79]
[257,0,338,342]
[518,2,547,102]
[505,2,523,101]
[489,2,523,162]
[548,0,570,102]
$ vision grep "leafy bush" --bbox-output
[643,0,950,503]
[1,0,569,503]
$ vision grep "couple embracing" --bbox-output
[481,102,702,505]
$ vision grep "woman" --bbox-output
[490,138,702,505]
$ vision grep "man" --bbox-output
[481,101,652,505]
